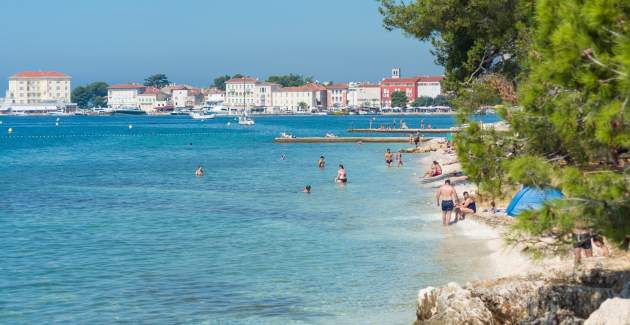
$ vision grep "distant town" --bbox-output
[0,68,451,116]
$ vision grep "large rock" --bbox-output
[414,268,630,325]
[585,298,630,325]
[415,283,493,325]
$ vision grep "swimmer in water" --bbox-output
[335,164,347,183]
[280,153,286,160]
[303,185,311,193]
[195,165,205,177]
[318,156,325,169]
[396,151,403,167]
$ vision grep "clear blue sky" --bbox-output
[0,0,442,90]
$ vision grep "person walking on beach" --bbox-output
[385,149,393,167]
[396,151,403,167]
[436,179,458,226]
[335,164,347,184]
[318,156,325,169]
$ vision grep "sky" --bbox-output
[0,0,442,91]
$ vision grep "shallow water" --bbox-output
[0,114,497,324]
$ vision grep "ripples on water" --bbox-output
[0,115,497,324]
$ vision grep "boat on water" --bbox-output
[238,115,255,126]
[279,132,295,139]
[111,107,147,115]
[189,112,216,120]
[170,109,190,116]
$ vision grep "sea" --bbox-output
[0,114,498,325]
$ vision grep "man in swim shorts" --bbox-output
[385,149,393,167]
[436,179,458,226]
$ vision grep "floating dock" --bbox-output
[347,128,460,134]
[274,137,425,144]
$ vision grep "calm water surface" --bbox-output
[0,115,497,324]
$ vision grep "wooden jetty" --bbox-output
[347,128,460,134]
[274,136,425,144]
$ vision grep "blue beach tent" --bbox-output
[506,186,564,217]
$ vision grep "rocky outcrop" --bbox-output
[415,266,630,324]
[585,298,630,325]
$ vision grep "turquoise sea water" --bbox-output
[1,115,497,325]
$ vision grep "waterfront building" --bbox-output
[255,82,280,108]
[347,83,381,108]
[417,76,443,98]
[271,83,327,113]
[205,88,225,105]
[107,84,145,109]
[380,68,444,107]
[326,83,349,109]
[2,71,72,114]
[137,87,161,113]
[225,77,257,109]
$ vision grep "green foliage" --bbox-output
[143,74,170,88]
[412,96,433,107]
[71,82,109,108]
[505,155,554,188]
[297,102,308,110]
[378,0,535,90]
[390,91,408,108]
[266,74,314,87]
[213,75,231,91]
[232,73,244,79]
[455,123,512,201]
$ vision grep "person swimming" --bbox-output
[336,164,347,183]
[303,185,311,193]
[318,156,325,168]
[195,165,205,177]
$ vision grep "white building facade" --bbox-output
[225,77,257,109]
[254,82,280,108]
[347,83,381,108]
[416,76,443,98]
[107,84,145,109]
[271,83,326,113]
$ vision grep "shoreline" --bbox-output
[409,140,630,324]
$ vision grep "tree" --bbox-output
[71,81,109,108]
[412,96,433,107]
[266,74,314,87]
[378,0,535,90]
[232,73,244,79]
[144,74,170,88]
[390,91,408,108]
[213,75,231,91]
[297,102,308,111]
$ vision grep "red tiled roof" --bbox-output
[140,87,160,95]
[326,83,348,90]
[303,83,326,91]
[355,84,380,88]
[11,71,70,78]
[226,77,257,84]
[108,84,145,89]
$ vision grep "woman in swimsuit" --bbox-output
[336,164,347,183]
[455,192,476,221]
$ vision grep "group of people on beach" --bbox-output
[436,179,476,226]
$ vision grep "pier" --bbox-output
[347,128,460,134]
[274,136,426,144]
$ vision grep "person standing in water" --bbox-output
[318,156,325,169]
[385,149,393,167]
[335,164,347,183]
[436,179,458,226]
[396,151,403,167]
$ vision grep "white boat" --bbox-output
[238,115,255,125]
[279,132,295,139]
[325,133,337,138]
[189,112,216,120]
